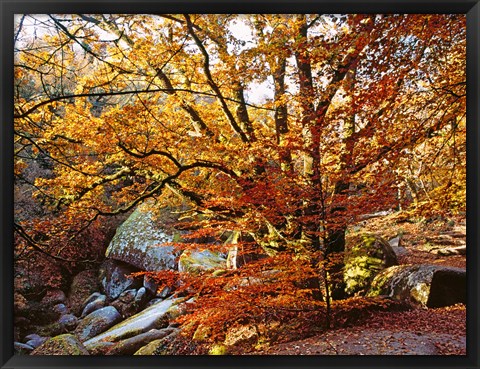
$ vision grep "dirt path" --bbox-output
[254,304,466,355]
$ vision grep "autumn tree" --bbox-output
[14,14,466,328]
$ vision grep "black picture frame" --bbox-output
[1,1,479,368]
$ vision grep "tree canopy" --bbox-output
[14,14,466,333]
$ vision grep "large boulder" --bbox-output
[99,259,142,300]
[178,249,227,275]
[83,297,179,353]
[31,334,89,355]
[343,233,398,296]
[367,264,466,308]
[74,306,122,342]
[105,203,180,272]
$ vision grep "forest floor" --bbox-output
[255,304,466,355]
[252,212,467,355]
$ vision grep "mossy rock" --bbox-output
[209,344,228,355]
[135,330,181,355]
[133,338,165,355]
[367,264,466,308]
[344,233,398,296]
[84,341,115,355]
[212,269,229,277]
[163,297,194,322]
[31,334,89,355]
[105,203,179,272]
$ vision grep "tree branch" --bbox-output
[184,14,250,143]
[14,222,99,264]
[14,87,273,119]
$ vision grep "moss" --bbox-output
[133,339,164,355]
[367,266,402,297]
[209,344,228,355]
[343,233,397,296]
[172,232,183,243]
[95,324,145,343]
[410,282,430,303]
[361,234,376,247]
[35,321,66,337]
[193,325,212,342]
[367,265,449,307]
[32,334,89,355]
[50,335,86,355]
[212,269,228,277]
[85,341,115,355]
[254,336,271,351]
[132,332,180,355]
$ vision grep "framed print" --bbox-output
[1,1,479,369]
